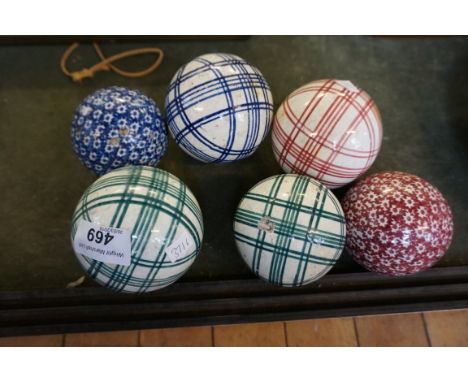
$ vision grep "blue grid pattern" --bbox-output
[165,53,274,163]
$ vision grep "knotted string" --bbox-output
[60,42,164,82]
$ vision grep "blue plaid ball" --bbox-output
[165,53,274,163]
[71,86,167,175]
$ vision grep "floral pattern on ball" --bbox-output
[342,171,453,276]
[71,86,167,175]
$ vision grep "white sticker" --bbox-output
[165,230,194,263]
[73,220,132,266]
[336,80,359,93]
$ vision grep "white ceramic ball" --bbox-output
[234,174,346,287]
[165,53,274,163]
[71,165,203,293]
[272,79,383,188]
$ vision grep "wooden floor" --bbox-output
[1,309,467,346]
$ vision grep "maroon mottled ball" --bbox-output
[342,171,453,276]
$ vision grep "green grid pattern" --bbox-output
[234,174,345,287]
[71,165,203,293]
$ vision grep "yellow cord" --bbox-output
[60,42,164,82]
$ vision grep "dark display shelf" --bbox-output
[0,36,467,336]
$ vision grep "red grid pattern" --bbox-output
[272,79,383,188]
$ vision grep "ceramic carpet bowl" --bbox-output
[272,79,383,188]
[165,53,274,163]
[71,166,203,293]
[71,86,167,175]
[342,171,453,276]
[234,174,346,287]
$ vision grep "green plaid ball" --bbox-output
[71,165,203,293]
[234,174,345,287]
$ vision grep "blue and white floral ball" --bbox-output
[165,53,274,163]
[71,86,167,175]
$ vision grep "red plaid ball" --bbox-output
[272,79,382,188]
